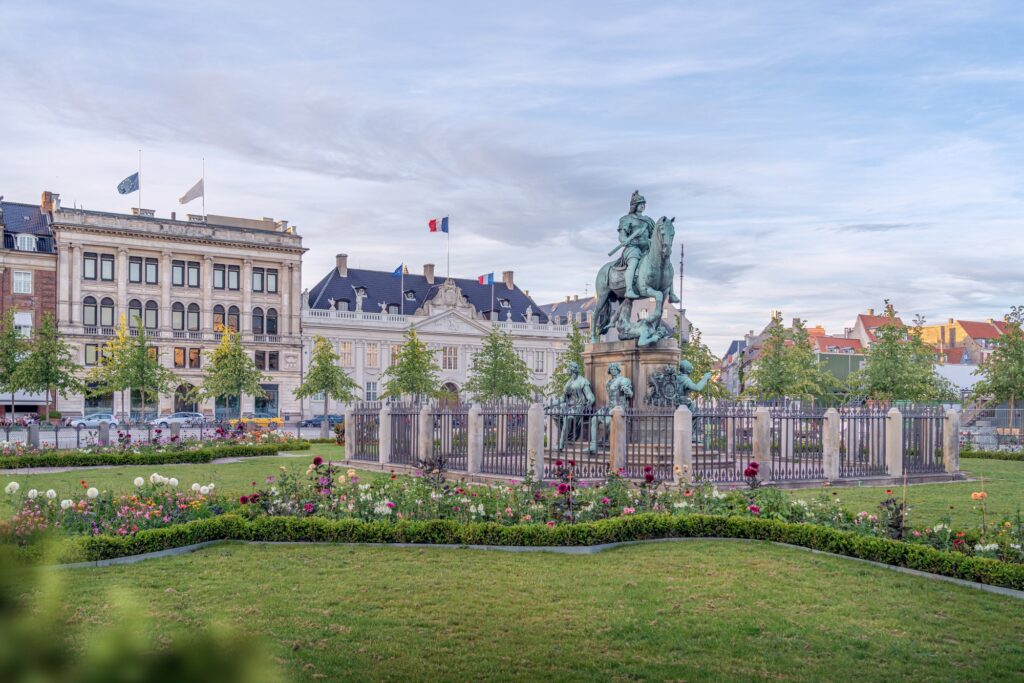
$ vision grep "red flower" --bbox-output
[885,489,893,496]
[312,456,323,466]
[568,460,575,467]
[557,483,570,495]
[555,460,563,468]
[644,465,653,473]
[749,461,760,471]
[239,495,249,504]
[748,504,761,516]
[547,521,556,528]
[303,502,314,513]
[644,473,655,483]
[743,467,757,478]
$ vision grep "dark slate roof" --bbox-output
[0,201,50,235]
[308,267,549,323]
[538,297,598,327]
[723,339,747,358]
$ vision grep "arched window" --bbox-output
[227,305,240,331]
[213,304,225,330]
[128,299,142,329]
[252,307,264,335]
[186,303,200,331]
[99,297,115,327]
[83,296,97,327]
[144,300,159,329]
[266,308,278,335]
[171,302,185,330]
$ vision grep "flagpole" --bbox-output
[446,227,451,280]
[400,266,404,316]
[138,149,142,212]
[202,157,206,217]
[490,280,494,322]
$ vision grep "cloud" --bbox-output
[836,222,920,233]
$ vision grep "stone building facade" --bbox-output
[48,195,304,419]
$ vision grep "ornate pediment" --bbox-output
[415,278,477,318]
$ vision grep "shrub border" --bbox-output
[70,513,1024,591]
[0,442,311,469]
[961,450,1024,462]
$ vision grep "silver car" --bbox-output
[148,412,207,428]
[70,413,119,429]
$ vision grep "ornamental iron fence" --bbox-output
[621,408,675,481]
[838,406,887,477]
[480,402,530,477]
[768,405,825,481]
[902,405,945,474]
[348,403,381,462]
[691,403,755,483]
[544,405,608,480]
[389,403,421,466]
[432,404,468,471]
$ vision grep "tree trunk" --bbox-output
[321,396,330,439]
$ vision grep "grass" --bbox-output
[18,541,1024,682]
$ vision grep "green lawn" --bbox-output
[20,541,1024,682]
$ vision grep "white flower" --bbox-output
[46,489,57,499]
[168,477,178,487]
[199,486,210,495]
[86,487,99,499]
[207,483,215,490]
[5,481,20,495]
[974,543,999,552]
[60,499,72,510]
[191,483,201,492]
[934,523,947,532]
[150,473,161,484]
[27,489,38,499]
[134,477,146,487]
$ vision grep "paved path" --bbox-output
[0,451,313,476]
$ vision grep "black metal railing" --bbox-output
[432,405,468,471]
[769,405,824,481]
[389,403,421,465]
[839,406,888,477]
[544,405,608,480]
[692,403,755,483]
[348,403,380,461]
[903,406,945,474]
[622,408,674,480]
[480,402,530,477]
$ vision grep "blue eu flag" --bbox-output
[117,172,140,195]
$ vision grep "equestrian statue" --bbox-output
[592,191,680,346]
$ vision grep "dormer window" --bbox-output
[15,234,35,251]
[499,298,511,308]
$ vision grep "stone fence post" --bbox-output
[885,407,903,476]
[467,403,483,474]
[673,405,693,484]
[943,409,961,474]
[344,405,356,460]
[822,408,840,480]
[418,403,433,464]
[609,406,626,473]
[527,402,545,480]
[98,421,110,447]
[378,403,392,464]
[169,423,182,442]
[752,407,771,469]
[27,423,40,449]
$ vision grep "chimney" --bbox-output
[423,263,435,284]
[843,327,853,338]
[573,294,579,302]
[866,308,874,316]
[792,317,800,329]
[40,191,60,213]
[502,270,514,289]
[335,253,348,278]
[170,211,176,221]
[947,318,954,326]
[987,318,994,325]
[565,295,571,303]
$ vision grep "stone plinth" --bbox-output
[583,339,680,407]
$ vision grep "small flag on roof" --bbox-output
[392,263,404,277]
[428,216,449,233]
[117,172,140,195]
[477,273,494,285]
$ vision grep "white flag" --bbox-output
[178,178,204,204]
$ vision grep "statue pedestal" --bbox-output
[583,339,680,407]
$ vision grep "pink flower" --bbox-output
[622,507,635,515]
[505,507,513,516]
[386,501,395,509]
[522,514,532,522]
[312,456,323,466]
[912,530,922,538]
[747,505,760,516]
[601,497,611,505]
[303,502,314,513]
[557,483,570,495]
[546,520,555,528]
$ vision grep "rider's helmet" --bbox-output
[630,190,646,211]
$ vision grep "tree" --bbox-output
[545,322,586,397]
[198,327,266,419]
[463,328,536,402]
[745,313,790,399]
[380,328,442,400]
[85,315,133,420]
[13,313,84,421]
[294,335,361,434]
[0,310,27,423]
[973,306,1024,422]
[785,319,839,400]
[679,325,731,400]
[120,326,179,420]
[744,314,837,401]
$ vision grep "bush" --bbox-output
[960,450,1024,462]
[74,513,1024,590]
[0,441,311,469]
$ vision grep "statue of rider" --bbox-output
[618,190,656,299]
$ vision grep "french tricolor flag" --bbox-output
[477,272,494,285]
[428,216,449,233]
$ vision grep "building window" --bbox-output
[13,312,32,337]
[128,299,142,328]
[213,304,225,330]
[268,351,279,371]
[186,303,200,331]
[100,254,114,281]
[227,265,240,290]
[83,252,97,280]
[12,270,32,294]
[442,345,458,371]
[534,351,545,373]
[266,308,278,335]
[227,305,240,331]
[365,343,379,369]
[189,348,201,369]
[83,296,97,326]
[213,264,225,289]
[266,269,278,293]
[252,267,264,292]
[145,258,159,284]
[339,341,353,366]
[174,347,186,368]
[129,256,143,283]
[390,344,401,367]
[99,297,115,327]
[255,384,278,415]
[15,234,35,251]
[365,381,378,401]
[145,300,158,329]
[187,261,200,288]
[172,260,185,286]
[255,350,266,370]
[85,344,101,366]
[252,307,264,335]
[171,302,185,330]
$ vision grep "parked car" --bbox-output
[147,412,208,428]
[228,412,283,429]
[70,413,119,429]
[298,414,344,428]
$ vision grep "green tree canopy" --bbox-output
[0,310,28,420]
[198,328,267,411]
[13,313,84,420]
[545,322,586,398]
[462,328,536,402]
[973,306,1024,405]
[680,325,731,400]
[380,328,442,400]
[745,313,790,400]
[745,314,839,401]
[295,335,361,424]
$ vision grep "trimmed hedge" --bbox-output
[961,450,1024,462]
[74,512,1024,591]
[0,441,311,469]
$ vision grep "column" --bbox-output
[467,403,483,474]
[291,263,301,337]
[943,409,961,474]
[161,251,172,334]
[241,259,252,339]
[68,244,81,324]
[885,407,903,476]
[752,407,771,470]
[673,405,693,484]
[117,247,128,308]
[528,402,545,480]
[822,408,840,480]
[378,403,392,464]
[282,262,292,335]
[609,406,626,473]
[202,256,213,333]
[417,403,433,462]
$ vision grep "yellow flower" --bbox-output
[347,469,357,478]
[337,475,346,485]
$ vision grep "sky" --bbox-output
[2,1,1024,353]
